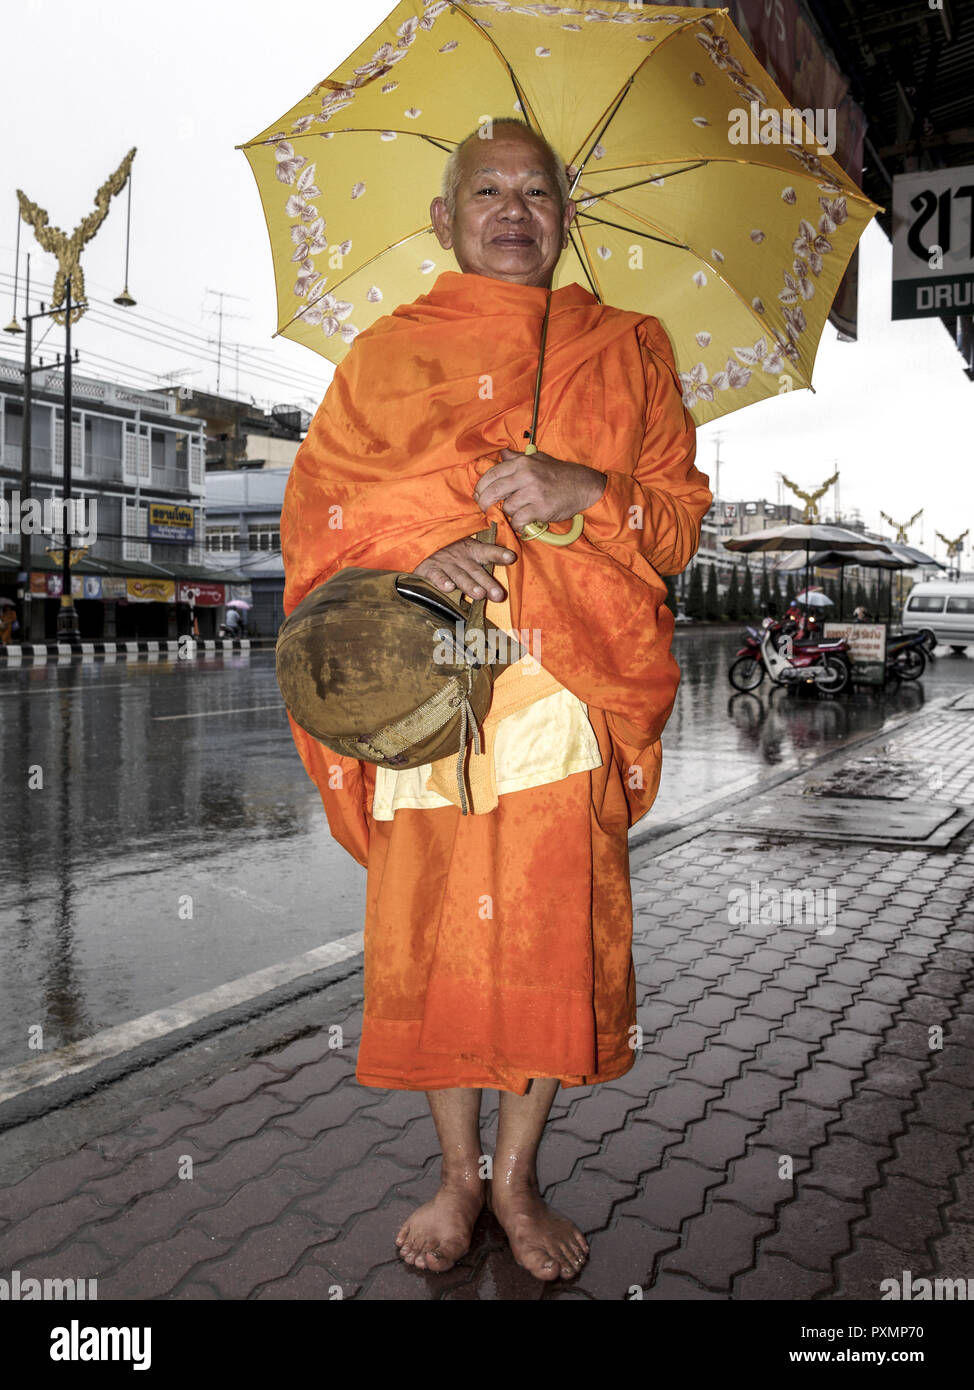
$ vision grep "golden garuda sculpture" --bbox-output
[779,470,840,523]
[16,148,136,326]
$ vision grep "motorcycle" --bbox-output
[886,629,927,681]
[729,617,851,694]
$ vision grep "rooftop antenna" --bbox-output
[204,288,249,396]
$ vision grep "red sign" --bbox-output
[177,581,226,607]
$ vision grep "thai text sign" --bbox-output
[127,578,176,604]
[148,503,196,543]
[176,581,226,607]
[892,165,974,319]
[824,622,887,685]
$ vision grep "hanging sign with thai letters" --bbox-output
[892,165,974,319]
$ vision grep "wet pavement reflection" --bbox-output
[0,634,970,1071]
[642,628,970,827]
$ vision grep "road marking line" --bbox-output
[153,704,285,721]
[0,932,364,1105]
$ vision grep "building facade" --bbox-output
[204,466,286,638]
[0,362,244,640]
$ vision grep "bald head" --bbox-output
[430,120,575,288]
[441,119,570,216]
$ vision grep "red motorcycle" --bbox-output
[729,617,851,694]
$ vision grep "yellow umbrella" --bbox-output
[238,0,880,426]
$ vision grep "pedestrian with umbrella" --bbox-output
[241,0,879,1282]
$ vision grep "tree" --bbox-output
[785,573,796,607]
[740,563,756,620]
[686,563,704,619]
[663,574,678,615]
[724,565,740,622]
[704,564,720,620]
[771,569,783,615]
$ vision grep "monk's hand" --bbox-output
[474,449,607,533]
[412,537,516,603]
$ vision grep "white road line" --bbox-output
[0,932,365,1106]
[0,683,136,697]
[153,704,285,721]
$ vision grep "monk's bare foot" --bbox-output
[396,1174,485,1272]
[491,1180,589,1281]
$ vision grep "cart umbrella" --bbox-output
[721,523,894,608]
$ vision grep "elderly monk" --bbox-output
[281,118,712,1282]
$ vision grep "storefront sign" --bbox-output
[127,577,176,604]
[892,165,974,319]
[82,575,103,599]
[177,581,226,607]
[29,573,85,597]
[147,503,196,543]
[102,577,128,601]
[228,584,252,603]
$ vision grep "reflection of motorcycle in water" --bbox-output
[729,618,850,695]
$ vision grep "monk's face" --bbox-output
[430,131,575,288]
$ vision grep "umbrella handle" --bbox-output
[521,514,584,545]
[517,441,584,545]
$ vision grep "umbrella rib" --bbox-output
[575,163,709,202]
[566,225,601,301]
[575,212,689,252]
[567,15,704,183]
[569,77,637,199]
[448,3,544,134]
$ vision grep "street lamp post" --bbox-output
[57,277,79,641]
[4,262,90,642]
[8,149,137,643]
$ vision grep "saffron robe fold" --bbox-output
[281,270,712,1092]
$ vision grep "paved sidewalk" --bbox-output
[0,696,972,1301]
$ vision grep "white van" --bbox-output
[902,579,974,651]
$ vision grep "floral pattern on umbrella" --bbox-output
[241,1,879,424]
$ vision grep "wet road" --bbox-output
[0,634,970,1073]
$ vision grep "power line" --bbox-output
[0,266,329,385]
[0,270,330,399]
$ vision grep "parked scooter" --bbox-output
[886,629,927,681]
[729,617,851,694]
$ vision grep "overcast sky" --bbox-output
[1,0,971,560]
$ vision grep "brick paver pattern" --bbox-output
[0,704,971,1300]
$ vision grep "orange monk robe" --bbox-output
[281,270,713,1093]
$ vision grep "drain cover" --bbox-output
[801,756,921,800]
[713,795,974,847]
